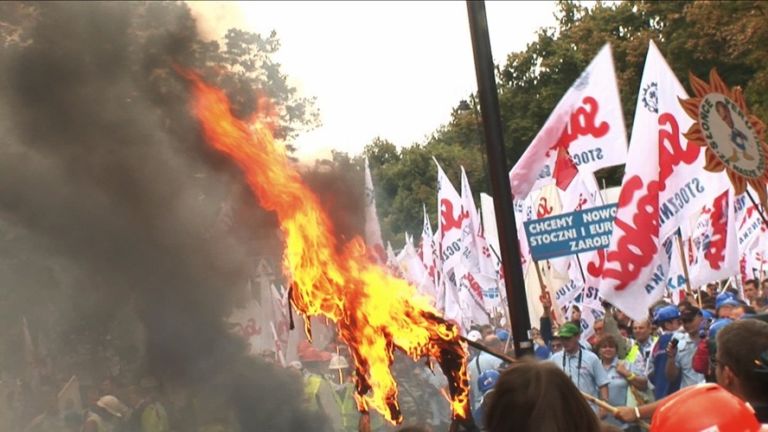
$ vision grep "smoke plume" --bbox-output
[0,2,326,429]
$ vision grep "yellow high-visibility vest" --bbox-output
[303,374,324,412]
[328,384,359,432]
[625,336,658,364]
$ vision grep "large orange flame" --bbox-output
[179,69,470,424]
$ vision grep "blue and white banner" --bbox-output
[524,204,617,260]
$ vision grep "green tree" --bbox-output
[364,0,768,246]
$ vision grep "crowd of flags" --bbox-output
[231,40,768,357]
[363,40,768,343]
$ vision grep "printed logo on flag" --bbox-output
[641,82,659,114]
[679,69,768,207]
[699,94,764,178]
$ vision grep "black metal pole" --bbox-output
[466,0,532,357]
[746,189,768,229]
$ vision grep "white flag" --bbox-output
[58,375,82,414]
[435,159,465,272]
[666,236,688,305]
[364,157,387,264]
[510,44,628,196]
[397,234,435,300]
[688,190,739,287]
[512,195,535,273]
[736,192,763,252]
[419,205,438,298]
[460,167,497,278]
[598,41,728,320]
[480,193,500,256]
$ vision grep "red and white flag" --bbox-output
[688,190,739,287]
[598,41,728,320]
[435,159,465,322]
[553,172,603,276]
[435,158,465,272]
[512,195,535,273]
[420,204,438,292]
[460,167,497,278]
[736,191,763,252]
[666,237,688,304]
[480,193,507,289]
[509,44,628,197]
[364,157,387,264]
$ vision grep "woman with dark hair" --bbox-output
[596,335,647,431]
[483,360,601,432]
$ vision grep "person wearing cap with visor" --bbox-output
[319,353,369,432]
[647,305,683,400]
[84,395,128,432]
[549,322,610,418]
[472,369,500,430]
[614,318,768,426]
[665,306,706,391]
[716,291,740,319]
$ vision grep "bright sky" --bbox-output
[187,1,558,162]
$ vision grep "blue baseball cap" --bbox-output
[534,345,551,360]
[715,292,737,310]
[701,310,715,321]
[478,369,500,394]
[717,298,741,310]
[495,329,510,342]
[708,318,733,340]
[653,305,681,324]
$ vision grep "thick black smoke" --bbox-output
[0,2,326,430]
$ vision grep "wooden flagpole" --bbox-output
[675,232,697,306]
[534,260,547,296]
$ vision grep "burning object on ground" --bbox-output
[178,68,472,427]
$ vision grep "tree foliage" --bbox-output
[360,0,768,245]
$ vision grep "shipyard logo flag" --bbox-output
[510,44,628,197]
[599,41,728,320]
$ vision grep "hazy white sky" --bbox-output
[187,1,558,161]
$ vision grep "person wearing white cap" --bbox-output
[83,395,127,432]
[317,353,385,432]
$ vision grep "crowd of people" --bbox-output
[465,278,768,432]
[290,278,768,431]
[5,375,175,432]
[6,279,767,432]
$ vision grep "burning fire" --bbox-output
[179,69,470,424]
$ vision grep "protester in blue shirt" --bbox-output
[472,369,500,430]
[549,322,610,417]
[666,306,706,389]
[467,334,504,414]
[596,334,647,431]
[647,305,683,400]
